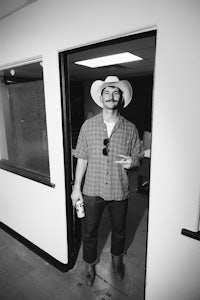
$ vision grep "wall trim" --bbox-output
[0,222,73,272]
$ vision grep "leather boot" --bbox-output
[84,262,95,287]
[112,255,125,280]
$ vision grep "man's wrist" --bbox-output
[73,184,81,192]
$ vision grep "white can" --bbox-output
[75,199,85,218]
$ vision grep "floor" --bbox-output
[0,170,149,300]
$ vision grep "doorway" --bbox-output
[59,29,156,298]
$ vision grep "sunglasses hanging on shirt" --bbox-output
[103,138,110,156]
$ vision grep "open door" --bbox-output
[59,31,156,295]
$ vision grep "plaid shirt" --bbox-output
[74,112,141,201]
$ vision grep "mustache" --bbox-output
[106,99,118,102]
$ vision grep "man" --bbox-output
[71,76,141,286]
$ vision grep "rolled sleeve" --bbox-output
[74,123,88,160]
[131,128,142,167]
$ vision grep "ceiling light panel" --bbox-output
[75,52,143,68]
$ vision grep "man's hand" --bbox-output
[71,188,83,207]
[115,154,133,169]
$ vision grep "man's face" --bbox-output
[100,86,122,110]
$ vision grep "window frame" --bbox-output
[0,58,55,188]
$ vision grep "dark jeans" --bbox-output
[83,195,128,264]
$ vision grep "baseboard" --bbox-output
[0,222,74,272]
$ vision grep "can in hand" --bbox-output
[75,199,85,218]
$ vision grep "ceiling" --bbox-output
[1,33,156,84]
[0,0,156,81]
[0,0,38,20]
[67,34,156,81]
[0,61,43,84]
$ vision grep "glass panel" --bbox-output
[0,61,50,178]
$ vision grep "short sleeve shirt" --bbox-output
[74,112,141,201]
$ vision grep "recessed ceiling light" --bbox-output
[10,69,15,76]
[75,52,143,68]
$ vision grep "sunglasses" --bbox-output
[103,138,110,156]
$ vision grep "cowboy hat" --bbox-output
[90,76,133,108]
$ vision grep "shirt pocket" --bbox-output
[115,136,130,156]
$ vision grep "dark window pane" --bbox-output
[0,61,50,178]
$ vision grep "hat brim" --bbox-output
[90,79,133,108]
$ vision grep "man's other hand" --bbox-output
[115,154,133,169]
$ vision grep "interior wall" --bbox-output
[0,1,200,299]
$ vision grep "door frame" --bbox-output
[59,29,156,268]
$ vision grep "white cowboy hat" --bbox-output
[90,76,133,108]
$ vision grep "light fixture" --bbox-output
[75,52,143,68]
[10,69,15,76]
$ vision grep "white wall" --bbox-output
[0,0,200,299]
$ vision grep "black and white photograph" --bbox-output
[0,1,200,300]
